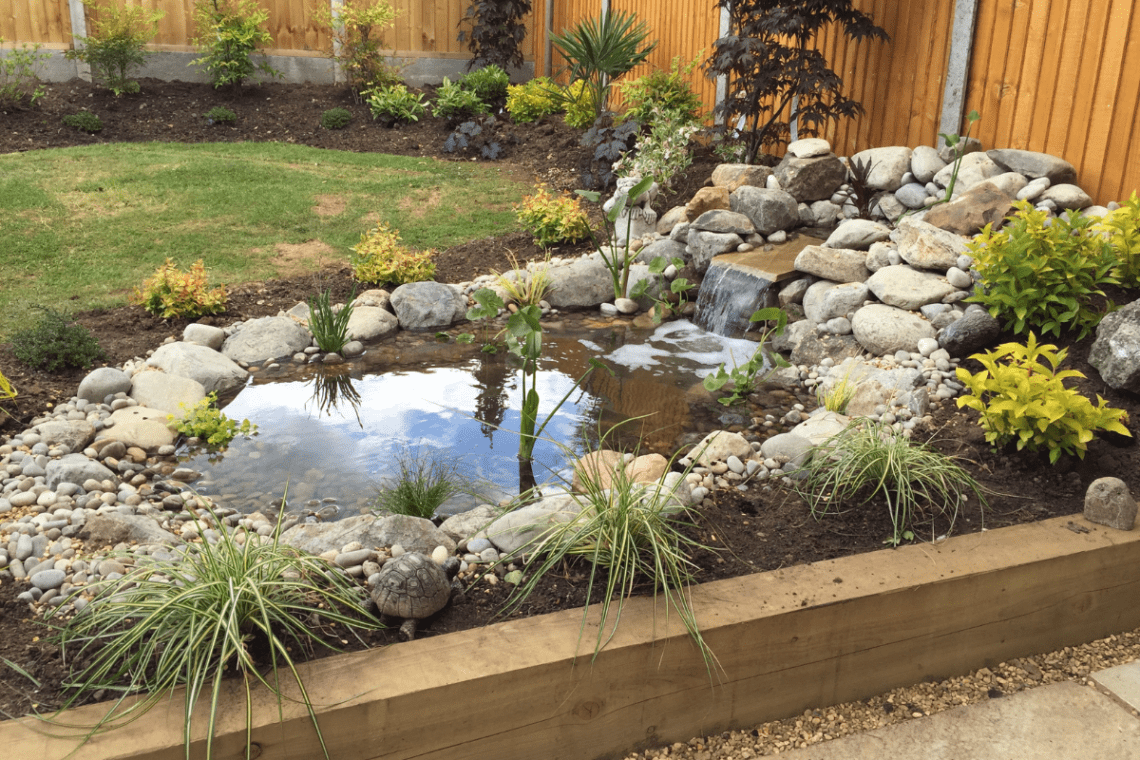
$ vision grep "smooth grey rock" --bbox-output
[987,148,1077,184]
[759,432,815,470]
[865,242,895,273]
[809,200,841,228]
[803,280,869,324]
[147,342,248,394]
[656,205,689,235]
[778,276,813,306]
[634,238,688,267]
[729,186,800,235]
[689,430,753,466]
[346,305,399,342]
[130,370,207,417]
[438,504,498,544]
[773,152,847,202]
[281,513,456,556]
[938,305,1002,357]
[31,568,65,590]
[824,219,892,250]
[794,245,870,283]
[946,267,973,290]
[910,145,947,183]
[1084,477,1137,531]
[850,147,913,191]
[389,282,466,330]
[475,495,582,555]
[933,151,1002,191]
[1038,183,1093,211]
[79,513,180,548]
[182,323,226,350]
[895,182,930,209]
[789,332,864,366]
[1089,299,1140,391]
[45,454,116,489]
[1017,176,1051,201]
[893,217,969,271]
[544,257,615,309]
[789,411,852,447]
[851,304,936,355]
[77,367,132,403]
[31,420,95,452]
[867,265,957,311]
[690,209,756,236]
[222,316,313,364]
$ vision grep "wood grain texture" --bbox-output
[4,514,1139,760]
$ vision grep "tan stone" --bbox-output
[711,163,773,192]
[686,186,730,218]
[571,451,670,493]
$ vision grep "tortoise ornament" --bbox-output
[370,552,465,640]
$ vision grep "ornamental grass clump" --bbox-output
[45,503,380,759]
[371,447,479,519]
[956,333,1132,463]
[796,419,988,547]
[307,287,355,353]
[499,435,716,671]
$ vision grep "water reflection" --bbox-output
[305,367,363,428]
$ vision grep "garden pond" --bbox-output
[176,317,769,520]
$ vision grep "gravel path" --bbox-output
[622,626,1140,758]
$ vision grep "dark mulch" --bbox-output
[0,78,1137,723]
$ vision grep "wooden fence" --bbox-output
[3,0,1139,203]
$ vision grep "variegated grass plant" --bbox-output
[44,501,380,759]
[795,419,987,546]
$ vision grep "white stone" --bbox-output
[787,138,831,158]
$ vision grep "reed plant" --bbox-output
[796,419,987,546]
[45,502,379,759]
[307,287,355,353]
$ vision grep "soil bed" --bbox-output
[1,79,1138,729]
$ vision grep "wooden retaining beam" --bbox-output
[4,513,1140,760]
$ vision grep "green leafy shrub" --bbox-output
[64,0,164,96]
[170,392,256,448]
[363,83,427,124]
[613,105,701,189]
[315,0,398,98]
[0,37,52,106]
[514,187,590,248]
[371,447,476,519]
[131,257,228,318]
[702,307,790,405]
[966,200,1117,339]
[561,79,597,129]
[956,334,1132,463]
[47,503,376,759]
[10,306,108,372]
[458,63,509,104]
[62,111,103,133]
[307,288,354,353]
[204,105,236,124]
[191,0,281,88]
[350,221,436,284]
[550,9,657,118]
[797,419,987,546]
[431,76,489,120]
[505,77,558,123]
[1094,191,1140,288]
[617,54,704,126]
[320,106,352,129]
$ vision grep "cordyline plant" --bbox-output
[705,0,890,162]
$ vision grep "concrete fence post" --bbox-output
[66,0,91,81]
[938,0,980,147]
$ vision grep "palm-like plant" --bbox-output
[551,9,657,117]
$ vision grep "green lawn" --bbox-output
[0,142,529,339]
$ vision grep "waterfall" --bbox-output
[693,260,776,337]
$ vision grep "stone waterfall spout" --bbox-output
[693,260,777,337]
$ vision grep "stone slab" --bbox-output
[776,681,1140,760]
[1093,660,1140,713]
[714,234,825,282]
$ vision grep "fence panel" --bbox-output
[1,0,71,46]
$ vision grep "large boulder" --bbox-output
[281,513,456,556]
[690,209,756,236]
[77,367,132,403]
[686,186,731,218]
[850,147,913,191]
[1089,299,1140,391]
[687,230,743,274]
[1038,183,1093,211]
[922,182,1017,236]
[793,245,871,283]
[389,281,465,330]
[711,164,772,192]
[30,420,96,452]
[851,304,936,355]
[146,342,248,394]
[79,513,181,549]
[346,305,399,342]
[729,186,800,235]
[130,370,207,417]
[824,219,892,250]
[45,453,115,489]
[938,304,1002,358]
[95,406,178,451]
[933,151,1003,192]
[773,152,848,202]
[986,149,1077,184]
[803,280,869,324]
[222,316,313,364]
[545,256,617,308]
[910,145,947,183]
[893,217,969,271]
[866,265,957,311]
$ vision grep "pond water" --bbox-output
[180,318,764,521]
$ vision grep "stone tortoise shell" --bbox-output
[370,552,457,620]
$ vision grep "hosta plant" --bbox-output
[956,334,1132,463]
[131,258,227,318]
[966,200,1117,339]
[514,187,590,248]
[350,221,435,285]
[431,76,489,120]
[364,83,427,125]
[458,64,510,104]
